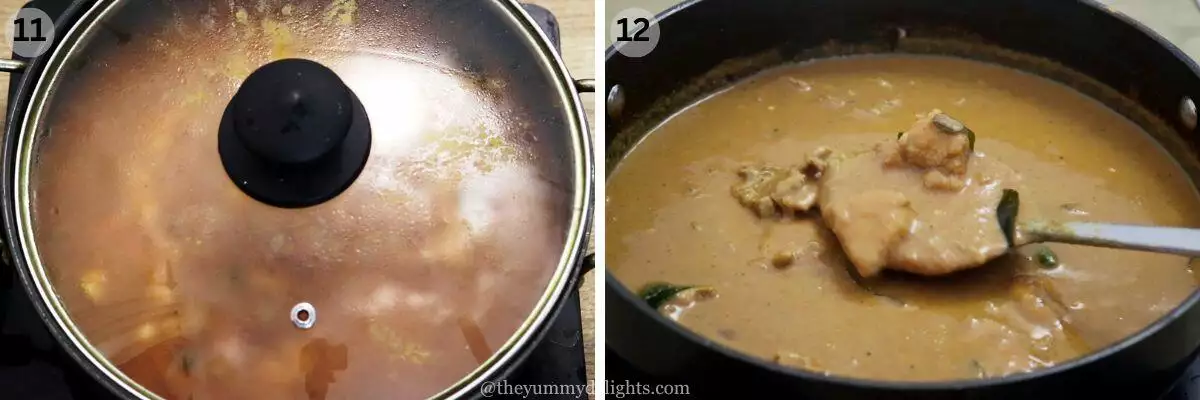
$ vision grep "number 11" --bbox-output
[14,17,46,42]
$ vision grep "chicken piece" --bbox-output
[804,146,834,173]
[817,117,1013,276]
[772,168,821,215]
[778,148,834,214]
[736,111,1006,277]
[732,166,785,218]
[731,148,831,217]
[894,110,973,190]
[820,189,917,277]
[922,169,966,191]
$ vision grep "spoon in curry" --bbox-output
[998,189,1200,258]
[1015,221,1200,257]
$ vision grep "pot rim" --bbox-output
[1,1,594,399]
[604,0,1200,391]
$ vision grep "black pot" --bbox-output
[0,1,594,399]
[604,0,1200,398]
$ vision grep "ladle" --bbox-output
[998,189,1200,258]
[1016,220,1200,257]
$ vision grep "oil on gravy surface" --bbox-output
[607,56,1200,381]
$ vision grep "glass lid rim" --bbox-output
[6,0,594,398]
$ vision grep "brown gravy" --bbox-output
[608,56,1200,381]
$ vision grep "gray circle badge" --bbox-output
[609,8,660,58]
[6,8,54,58]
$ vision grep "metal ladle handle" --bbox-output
[0,59,26,73]
[1023,221,1200,258]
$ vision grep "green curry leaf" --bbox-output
[997,189,1020,247]
[1035,246,1059,269]
[638,282,696,309]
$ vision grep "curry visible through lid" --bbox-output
[20,0,581,398]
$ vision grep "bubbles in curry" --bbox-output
[608,55,1200,381]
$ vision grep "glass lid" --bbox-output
[14,0,586,398]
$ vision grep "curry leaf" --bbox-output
[897,131,904,140]
[638,282,696,309]
[931,113,975,151]
[997,189,1020,247]
[1035,246,1059,269]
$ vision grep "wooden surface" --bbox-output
[0,0,596,386]
[0,1,15,115]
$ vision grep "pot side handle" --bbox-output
[576,252,594,291]
[575,79,595,93]
[0,59,25,73]
[520,3,594,94]
[521,3,562,54]
[581,252,594,274]
[523,3,594,288]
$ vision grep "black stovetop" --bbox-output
[0,1,587,399]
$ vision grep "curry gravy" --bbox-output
[607,56,1200,381]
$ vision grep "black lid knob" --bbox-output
[218,58,372,208]
[233,59,353,164]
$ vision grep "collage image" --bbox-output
[3,0,1200,399]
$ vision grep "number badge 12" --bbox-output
[610,8,659,58]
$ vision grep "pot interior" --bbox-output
[605,0,1200,387]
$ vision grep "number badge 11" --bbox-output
[7,8,55,58]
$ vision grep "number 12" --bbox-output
[616,17,650,42]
